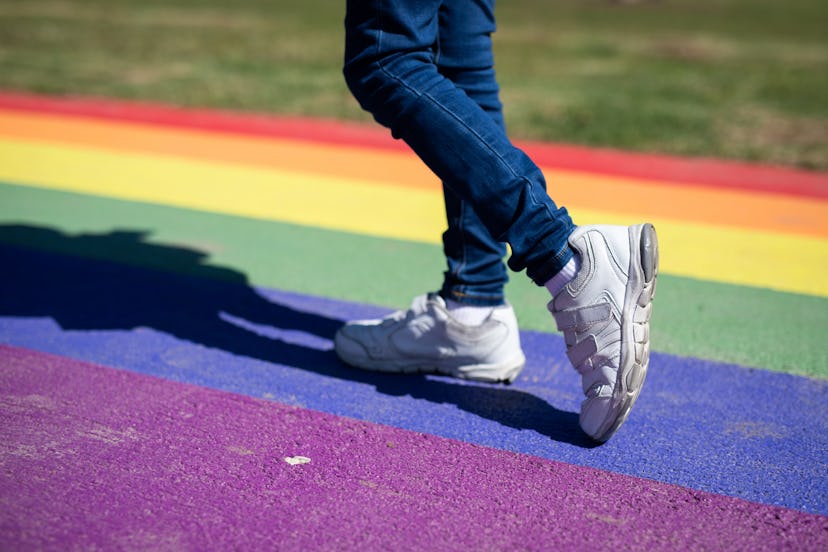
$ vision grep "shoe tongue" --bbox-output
[411,293,438,313]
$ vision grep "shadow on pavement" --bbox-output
[0,224,590,447]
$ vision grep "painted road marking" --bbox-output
[1,109,825,239]
[1,138,826,297]
[2,91,826,199]
[1,245,826,514]
[3,182,825,377]
[2,344,825,550]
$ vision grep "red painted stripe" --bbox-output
[521,142,828,200]
[1,90,826,199]
[0,91,402,151]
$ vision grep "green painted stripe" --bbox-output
[1,182,825,378]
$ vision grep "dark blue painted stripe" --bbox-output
[1,243,827,515]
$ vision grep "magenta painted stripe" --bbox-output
[1,90,826,199]
[1,345,825,551]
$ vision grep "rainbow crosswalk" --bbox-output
[0,92,826,549]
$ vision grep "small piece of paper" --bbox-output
[284,455,311,465]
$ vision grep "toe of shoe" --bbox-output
[334,327,371,363]
[579,395,617,442]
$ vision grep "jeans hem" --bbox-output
[439,288,506,307]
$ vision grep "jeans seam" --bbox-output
[374,1,386,78]
[454,199,469,287]
[384,71,562,247]
[422,91,525,183]
[373,43,526,187]
[369,0,565,288]
[526,174,564,226]
[376,61,566,283]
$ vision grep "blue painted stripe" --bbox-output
[1,243,827,515]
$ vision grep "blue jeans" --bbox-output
[344,0,575,307]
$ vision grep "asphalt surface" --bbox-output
[1,93,826,550]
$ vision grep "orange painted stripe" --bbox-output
[0,109,435,195]
[551,171,828,240]
[2,109,825,240]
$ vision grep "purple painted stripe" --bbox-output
[1,345,826,551]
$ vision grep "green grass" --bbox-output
[0,0,826,168]
[495,2,828,168]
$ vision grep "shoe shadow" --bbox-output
[0,224,589,447]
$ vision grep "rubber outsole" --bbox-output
[334,333,526,385]
[338,356,527,385]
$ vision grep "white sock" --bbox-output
[445,299,495,326]
[544,255,581,297]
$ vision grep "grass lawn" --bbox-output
[0,0,826,169]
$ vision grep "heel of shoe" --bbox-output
[453,353,526,384]
[639,223,658,284]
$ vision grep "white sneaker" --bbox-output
[334,293,526,383]
[550,224,658,442]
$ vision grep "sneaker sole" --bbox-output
[335,333,526,384]
[591,223,659,442]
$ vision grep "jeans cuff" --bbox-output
[529,244,575,287]
[439,288,506,307]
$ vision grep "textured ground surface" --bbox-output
[0,93,826,549]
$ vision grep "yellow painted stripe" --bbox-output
[0,138,446,244]
[572,209,827,296]
[1,138,826,297]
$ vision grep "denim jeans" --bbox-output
[344,0,575,306]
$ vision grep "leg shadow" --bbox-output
[0,224,588,446]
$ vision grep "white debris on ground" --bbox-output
[284,455,311,465]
